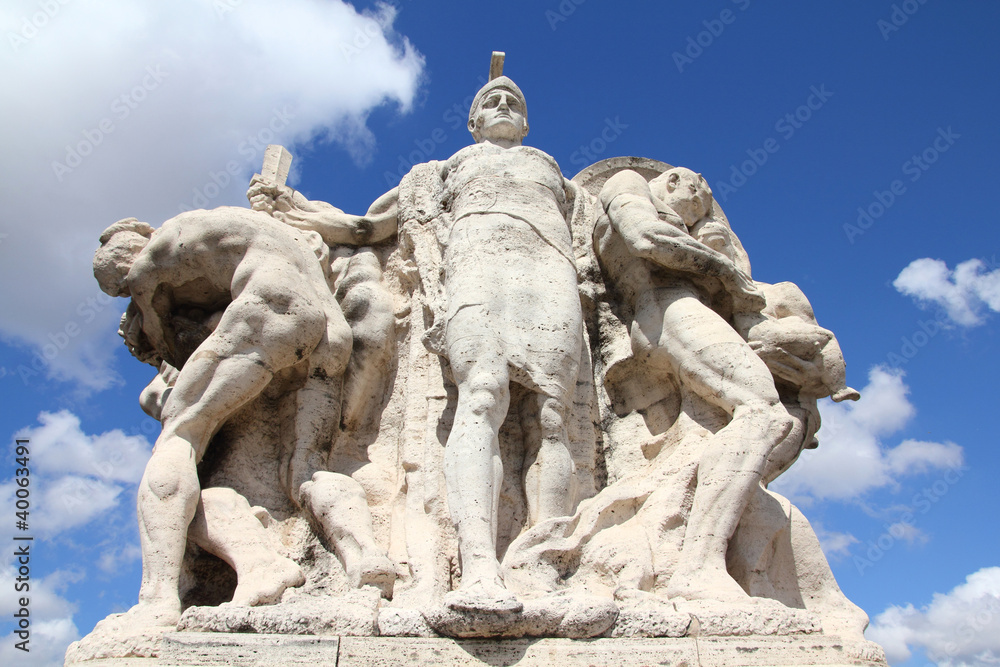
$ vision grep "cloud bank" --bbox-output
[1,410,152,663]
[771,367,962,503]
[3,410,151,537]
[0,0,424,388]
[0,566,82,667]
[867,567,1000,666]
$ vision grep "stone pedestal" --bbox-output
[69,632,887,667]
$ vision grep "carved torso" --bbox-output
[436,143,582,399]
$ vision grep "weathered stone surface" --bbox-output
[176,588,380,636]
[71,634,887,666]
[676,599,822,637]
[160,633,339,666]
[610,598,692,638]
[694,636,888,667]
[65,621,172,664]
[377,606,437,637]
[423,592,618,638]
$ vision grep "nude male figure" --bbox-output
[248,75,584,612]
[686,210,860,480]
[94,208,394,627]
[597,167,794,603]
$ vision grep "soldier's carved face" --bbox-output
[472,89,528,144]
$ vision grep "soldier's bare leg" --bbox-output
[443,335,521,611]
[188,487,304,606]
[632,288,792,603]
[522,392,575,526]
[332,248,397,432]
[133,352,273,626]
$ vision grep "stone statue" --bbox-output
[91,208,394,630]
[246,68,587,615]
[595,166,795,603]
[69,53,889,667]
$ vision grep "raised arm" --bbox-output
[248,176,399,246]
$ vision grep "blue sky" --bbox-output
[1,1,998,665]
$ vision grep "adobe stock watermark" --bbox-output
[673,0,752,73]
[7,0,73,52]
[713,84,834,202]
[179,106,296,212]
[854,464,965,576]
[51,65,169,183]
[545,0,587,31]
[214,0,243,19]
[383,75,490,188]
[843,126,959,244]
[938,596,1000,663]
[568,117,629,169]
[336,3,408,62]
[59,417,159,515]
[3,291,120,386]
[877,0,933,41]
[884,307,949,369]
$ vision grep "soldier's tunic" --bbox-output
[439,142,582,401]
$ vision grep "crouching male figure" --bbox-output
[94,207,394,627]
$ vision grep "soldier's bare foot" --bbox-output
[231,557,305,606]
[120,599,182,629]
[666,567,749,604]
[444,578,523,613]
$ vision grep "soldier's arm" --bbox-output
[248,176,398,246]
[125,258,175,366]
[359,187,400,244]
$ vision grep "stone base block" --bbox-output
[69,632,888,666]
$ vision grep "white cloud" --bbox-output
[32,475,125,535]
[0,0,424,388]
[0,565,81,667]
[812,523,859,560]
[883,521,928,547]
[14,410,150,482]
[867,567,1000,666]
[887,439,964,477]
[894,257,1000,327]
[97,542,142,575]
[4,411,151,537]
[771,367,962,502]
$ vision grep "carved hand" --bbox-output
[247,174,295,217]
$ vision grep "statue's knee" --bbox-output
[464,374,507,418]
[302,471,367,507]
[143,457,196,503]
[200,486,247,513]
[537,399,568,435]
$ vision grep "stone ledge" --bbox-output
[68,633,888,667]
